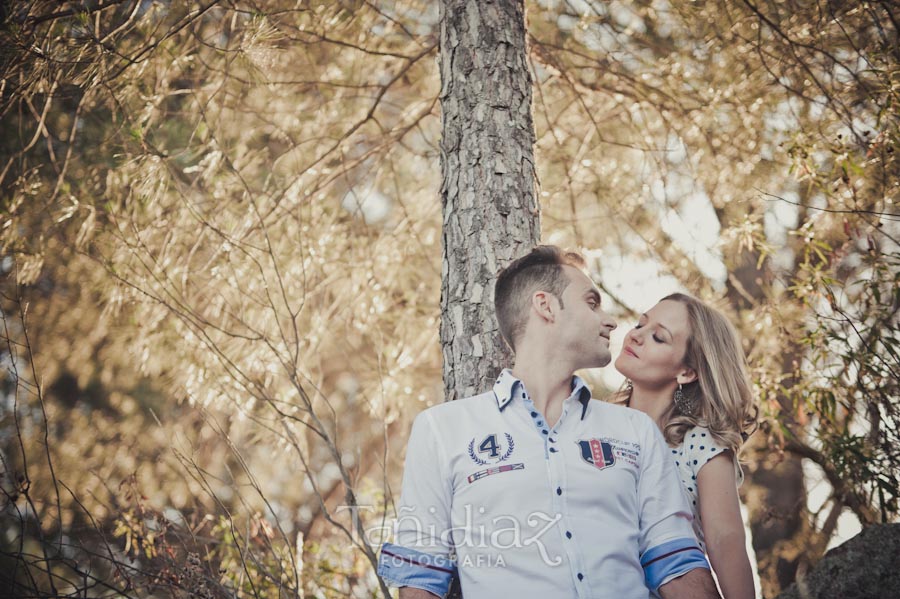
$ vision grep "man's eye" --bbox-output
[652,334,664,343]
[635,323,643,329]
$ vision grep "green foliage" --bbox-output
[797,244,900,523]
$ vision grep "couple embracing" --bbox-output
[378,245,758,599]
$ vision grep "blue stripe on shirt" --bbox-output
[640,537,709,591]
[378,542,456,597]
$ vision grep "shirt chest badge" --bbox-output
[468,433,515,465]
[578,438,616,470]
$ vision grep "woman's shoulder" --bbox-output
[682,425,745,485]
[680,425,723,447]
[681,426,729,461]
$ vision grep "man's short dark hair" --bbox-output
[494,245,587,351]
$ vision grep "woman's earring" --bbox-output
[674,383,698,416]
[625,379,633,392]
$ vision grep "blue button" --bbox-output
[577,573,584,581]
[566,531,572,539]
[556,487,562,495]
[550,447,558,453]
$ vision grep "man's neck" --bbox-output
[510,355,575,427]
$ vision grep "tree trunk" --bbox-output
[439,0,540,405]
[726,244,810,597]
[439,2,539,596]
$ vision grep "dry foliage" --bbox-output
[0,1,897,597]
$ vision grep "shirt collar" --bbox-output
[492,368,593,419]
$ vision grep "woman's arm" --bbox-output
[696,451,755,599]
[658,568,721,599]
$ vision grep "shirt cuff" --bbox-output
[641,537,709,592]
[378,543,456,597]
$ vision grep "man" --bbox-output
[378,246,719,598]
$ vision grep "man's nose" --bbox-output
[604,313,617,331]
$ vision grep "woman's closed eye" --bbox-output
[635,323,665,343]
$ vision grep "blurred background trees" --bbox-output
[0,1,896,597]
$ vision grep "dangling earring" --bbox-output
[674,383,698,416]
[625,379,633,392]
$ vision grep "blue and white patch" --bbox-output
[577,438,616,470]
[468,433,515,465]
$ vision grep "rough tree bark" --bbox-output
[439,0,540,405]
[439,2,540,596]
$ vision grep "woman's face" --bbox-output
[615,299,693,388]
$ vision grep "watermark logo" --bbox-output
[338,504,564,566]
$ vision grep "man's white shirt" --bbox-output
[378,369,707,598]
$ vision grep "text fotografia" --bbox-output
[338,505,564,566]
[382,551,508,569]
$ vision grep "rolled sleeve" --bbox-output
[640,537,708,592]
[380,410,455,595]
[378,543,456,597]
[637,420,709,591]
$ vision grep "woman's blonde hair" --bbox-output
[618,293,758,455]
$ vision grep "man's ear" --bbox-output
[532,290,556,323]
[676,368,698,385]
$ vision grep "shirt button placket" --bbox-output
[560,417,589,597]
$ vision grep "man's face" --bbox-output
[553,266,617,370]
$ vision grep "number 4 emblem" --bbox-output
[478,434,501,458]
[468,433,515,465]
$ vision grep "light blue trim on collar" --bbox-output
[492,369,593,419]
[492,369,520,412]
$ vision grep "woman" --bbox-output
[614,293,758,599]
